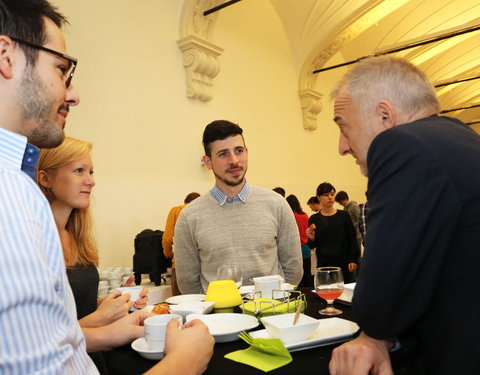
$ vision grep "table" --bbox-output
[104,287,355,375]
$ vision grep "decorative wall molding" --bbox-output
[297,0,403,130]
[177,35,224,102]
[298,89,323,130]
[178,0,224,102]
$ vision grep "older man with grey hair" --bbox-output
[329,56,480,375]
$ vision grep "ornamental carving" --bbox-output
[298,89,323,130]
[177,36,224,102]
[178,0,224,101]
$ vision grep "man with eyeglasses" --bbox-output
[0,1,213,374]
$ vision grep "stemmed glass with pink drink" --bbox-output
[314,267,344,316]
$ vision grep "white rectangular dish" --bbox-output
[250,317,358,352]
[337,283,356,305]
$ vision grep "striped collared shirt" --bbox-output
[0,128,97,374]
[210,181,250,205]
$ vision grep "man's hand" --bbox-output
[162,319,214,375]
[329,332,393,375]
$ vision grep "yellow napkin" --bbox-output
[225,333,292,372]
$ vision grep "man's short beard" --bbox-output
[213,167,247,187]
[18,64,64,148]
[214,172,245,187]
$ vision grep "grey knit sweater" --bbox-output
[174,185,303,294]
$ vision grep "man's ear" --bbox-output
[37,170,51,189]
[202,155,212,170]
[0,36,16,79]
[377,100,396,129]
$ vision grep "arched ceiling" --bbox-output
[271,0,480,130]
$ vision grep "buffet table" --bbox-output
[104,287,355,375]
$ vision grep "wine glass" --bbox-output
[216,264,243,288]
[314,267,344,316]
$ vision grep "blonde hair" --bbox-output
[37,137,98,268]
[331,56,440,118]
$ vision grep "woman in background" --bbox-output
[286,194,312,287]
[306,182,359,283]
[36,137,147,373]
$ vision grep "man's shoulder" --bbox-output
[179,193,214,214]
[0,163,39,193]
[379,116,473,143]
[249,185,285,202]
[0,165,48,212]
[347,201,359,210]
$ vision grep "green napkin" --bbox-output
[225,332,292,372]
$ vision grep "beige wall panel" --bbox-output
[53,0,366,267]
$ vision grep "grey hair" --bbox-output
[331,56,440,118]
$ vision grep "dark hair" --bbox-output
[184,192,200,204]
[286,194,305,215]
[0,0,68,65]
[316,182,335,196]
[202,120,244,157]
[335,191,349,203]
[273,187,285,197]
[307,196,319,205]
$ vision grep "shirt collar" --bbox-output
[0,128,40,181]
[210,180,249,206]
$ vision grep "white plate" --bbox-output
[169,301,215,321]
[165,294,205,304]
[186,313,259,343]
[131,337,164,360]
[250,317,358,352]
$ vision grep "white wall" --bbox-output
[53,0,367,267]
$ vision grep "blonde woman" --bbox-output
[36,137,147,373]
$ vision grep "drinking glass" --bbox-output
[314,267,344,315]
[217,264,242,288]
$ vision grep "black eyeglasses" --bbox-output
[10,36,78,88]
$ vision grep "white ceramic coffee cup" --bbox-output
[98,286,109,298]
[114,286,143,311]
[144,314,182,351]
[253,275,282,298]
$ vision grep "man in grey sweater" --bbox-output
[174,120,303,294]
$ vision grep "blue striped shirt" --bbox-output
[0,128,97,374]
[210,181,249,205]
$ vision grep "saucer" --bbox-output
[131,337,164,360]
[165,294,205,304]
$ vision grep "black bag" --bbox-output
[133,229,168,286]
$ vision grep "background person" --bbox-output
[335,190,362,252]
[162,191,200,296]
[286,194,312,287]
[307,196,320,212]
[329,56,480,375]
[272,186,286,197]
[306,182,359,283]
[175,120,302,294]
